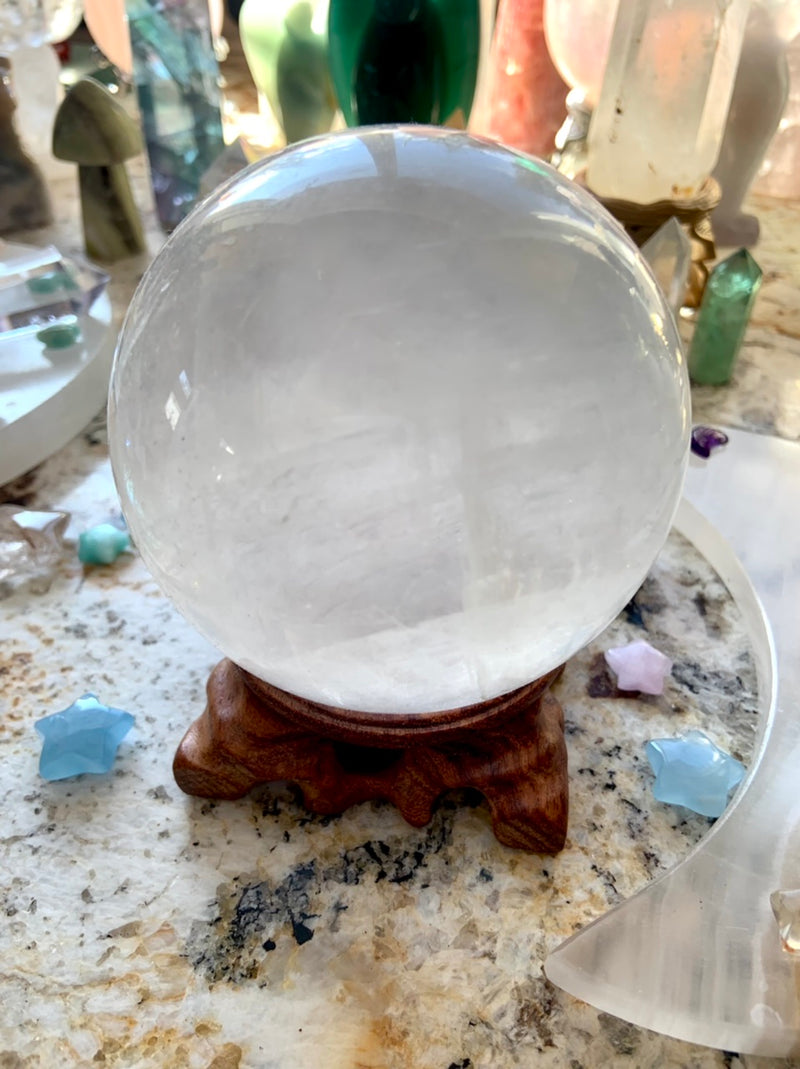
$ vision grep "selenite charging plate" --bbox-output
[0,292,114,487]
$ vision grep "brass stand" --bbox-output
[174,660,569,854]
[598,177,722,307]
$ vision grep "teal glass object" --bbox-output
[27,270,77,295]
[36,320,81,349]
[78,523,131,564]
[126,0,226,232]
[3,251,109,338]
[240,0,336,145]
[688,247,763,386]
[35,694,134,781]
[328,0,480,127]
[645,729,745,819]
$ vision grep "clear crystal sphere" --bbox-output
[109,127,689,715]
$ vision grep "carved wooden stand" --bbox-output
[174,660,569,854]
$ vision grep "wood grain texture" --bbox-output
[173,660,569,854]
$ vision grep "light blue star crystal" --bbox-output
[35,694,135,781]
[645,729,745,818]
[78,523,131,565]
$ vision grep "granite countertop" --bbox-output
[2,128,800,1067]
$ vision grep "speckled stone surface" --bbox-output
[0,449,763,1067]
[1,144,798,1064]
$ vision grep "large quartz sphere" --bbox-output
[109,127,689,716]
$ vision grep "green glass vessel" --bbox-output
[688,248,762,386]
[328,0,480,127]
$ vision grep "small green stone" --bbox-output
[78,524,131,565]
[688,248,762,386]
[36,321,82,349]
[27,271,68,294]
[27,269,79,294]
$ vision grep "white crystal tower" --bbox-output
[587,0,750,204]
[108,128,689,715]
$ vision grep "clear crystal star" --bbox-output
[0,506,69,593]
[35,694,134,781]
[645,729,745,818]
[605,639,673,695]
[770,890,800,954]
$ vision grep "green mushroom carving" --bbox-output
[53,77,146,263]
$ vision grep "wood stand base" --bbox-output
[173,660,569,854]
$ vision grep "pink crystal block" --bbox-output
[469,0,567,158]
[604,639,672,695]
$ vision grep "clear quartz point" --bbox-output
[586,0,750,204]
[641,217,691,315]
[771,890,800,954]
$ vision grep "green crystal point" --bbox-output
[688,247,762,386]
[37,321,81,350]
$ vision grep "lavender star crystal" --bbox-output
[691,425,730,459]
[645,729,745,818]
[604,639,673,695]
[35,694,135,781]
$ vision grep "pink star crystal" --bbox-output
[604,639,673,696]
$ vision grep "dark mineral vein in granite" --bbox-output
[188,806,455,983]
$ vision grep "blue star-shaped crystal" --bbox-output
[35,694,134,781]
[645,729,745,818]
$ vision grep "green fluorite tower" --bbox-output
[688,248,762,386]
[126,0,225,232]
